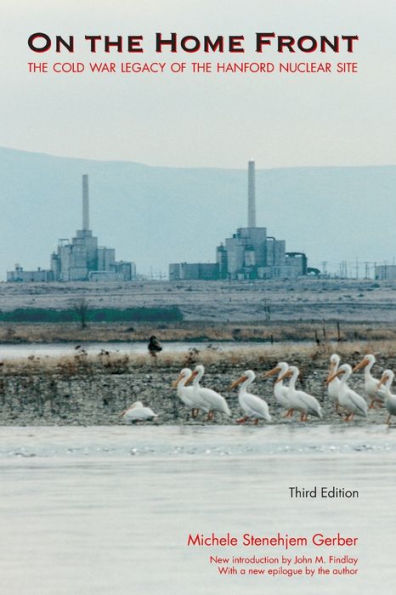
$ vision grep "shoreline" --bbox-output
[0,346,393,426]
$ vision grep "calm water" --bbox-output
[0,341,283,360]
[0,426,395,594]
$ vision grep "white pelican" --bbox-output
[263,362,294,417]
[327,353,341,412]
[353,354,384,408]
[121,401,158,423]
[279,366,322,421]
[326,364,368,421]
[172,367,208,418]
[186,364,231,420]
[378,369,396,425]
[230,370,271,424]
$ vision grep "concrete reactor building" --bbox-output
[7,175,136,283]
[169,161,308,281]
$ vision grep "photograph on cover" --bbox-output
[1,1,396,594]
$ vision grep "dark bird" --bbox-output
[148,335,162,358]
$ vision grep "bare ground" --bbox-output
[1,278,396,343]
[0,344,394,426]
[1,278,396,323]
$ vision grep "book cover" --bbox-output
[1,2,395,594]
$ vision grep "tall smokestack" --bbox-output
[82,174,89,230]
[248,160,256,227]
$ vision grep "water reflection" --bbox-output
[0,341,287,360]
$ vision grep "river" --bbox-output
[0,341,278,360]
[0,425,395,594]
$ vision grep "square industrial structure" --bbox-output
[169,161,310,281]
[7,175,136,282]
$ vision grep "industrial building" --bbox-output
[7,175,136,283]
[6,267,54,283]
[169,262,219,281]
[169,161,308,281]
[375,265,396,281]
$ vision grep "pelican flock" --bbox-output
[327,353,341,412]
[184,364,231,421]
[120,352,396,426]
[326,364,368,421]
[172,367,204,418]
[120,401,158,423]
[230,370,271,424]
[263,362,293,417]
[353,354,385,409]
[378,370,396,425]
[279,365,322,421]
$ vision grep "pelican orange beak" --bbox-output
[325,363,337,383]
[352,357,369,372]
[171,373,184,388]
[263,366,280,379]
[277,369,292,383]
[326,369,344,385]
[229,375,248,390]
[184,370,198,386]
[325,363,336,382]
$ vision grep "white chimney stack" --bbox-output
[248,160,256,227]
[82,174,89,230]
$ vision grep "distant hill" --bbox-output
[1,146,395,279]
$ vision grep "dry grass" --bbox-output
[2,320,396,344]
